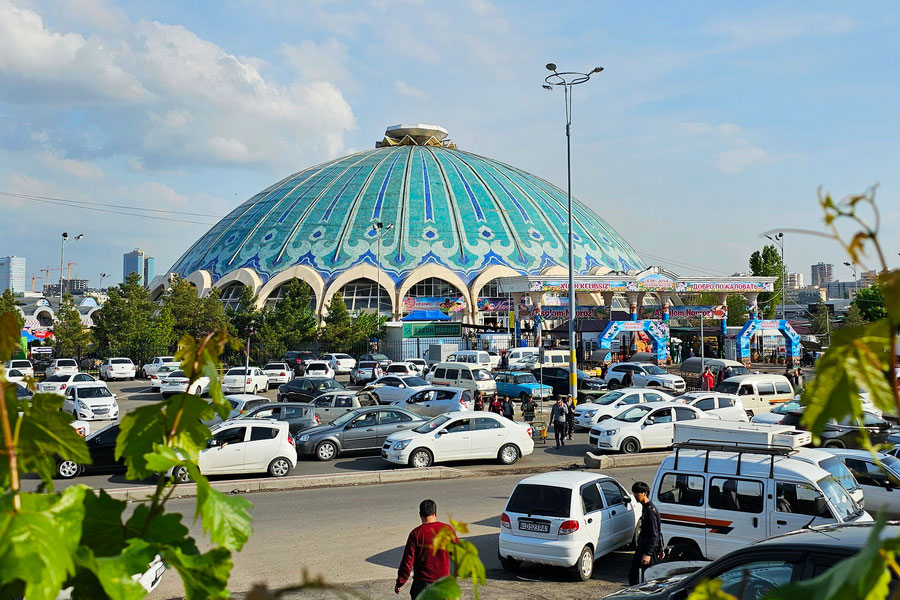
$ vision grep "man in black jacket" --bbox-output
[629,481,662,585]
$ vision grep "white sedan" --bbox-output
[573,388,676,430]
[3,368,26,385]
[63,382,119,421]
[160,370,211,398]
[38,372,98,394]
[304,361,335,379]
[588,401,714,453]
[381,410,534,468]
[321,353,356,374]
[262,362,293,387]
[677,392,748,422]
[384,362,418,376]
[222,367,269,394]
[369,375,431,404]
[99,357,137,381]
[149,365,179,391]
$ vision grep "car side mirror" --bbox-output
[207,439,220,448]
[645,418,655,426]
[437,429,447,435]
[623,495,632,504]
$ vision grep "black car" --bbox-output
[56,423,123,479]
[604,522,900,599]
[781,409,890,448]
[359,353,391,369]
[282,351,319,374]
[242,402,321,434]
[278,377,345,403]
[530,367,607,401]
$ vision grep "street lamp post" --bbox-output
[59,232,84,305]
[843,261,858,295]
[543,63,603,401]
[373,223,394,318]
[765,233,785,319]
[99,272,109,290]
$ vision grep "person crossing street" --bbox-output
[549,397,568,448]
[395,499,454,599]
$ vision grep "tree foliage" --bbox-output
[809,300,832,339]
[0,289,24,332]
[726,294,748,326]
[318,293,352,353]
[853,284,887,322]
[749,244,783,319]
[92,273,174,363]
[840,302,867,329]
[161,276,228,342]
[54,294,93,360]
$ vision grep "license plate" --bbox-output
[518,520,550,533]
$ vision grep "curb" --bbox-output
[584,451,669,469]
[102,466,467,501]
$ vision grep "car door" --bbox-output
[435,418,472,461]
[63,387,76,413]
[283,406,312,433]
[843,457,900,518]
[242,426,281,472]
[375,410,417,445]
[341,412,380,449]
[707,476,768,557]
[293,380,314,402]
[769,480,835,536]
[641,407,674,448]
[404,389,437,416]
[597,479,637,548]
[201,426,247,474]
[89,425,121,469]
[631,366,649,387]
[375,377,405,403]
[313,395,336,421]
[470,417,506,457]
[579,481,608,555]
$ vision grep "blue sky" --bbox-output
[1,0,898,288]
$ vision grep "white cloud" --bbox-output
[716,146,769,173]
[281,38,353,86]
[35,151,105,179]
[680,120,770,173]
[706,12,856,46]
[393,80,427,99]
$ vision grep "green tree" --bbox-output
[162,276,228,341]
[318,293,352,353]
[809,300,832,341]
[351,311,387,348]
[726,294,748,326]
[840,302,868,329]
[268,280,318,349]
[0,288,24,332]
[853,284,887,322]
[92,272,174,363]
[749,244,784,319]
[53,294,93,359]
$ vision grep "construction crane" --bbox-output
[66,261,78,283]
[39,266,61,295]
[30,274,43,293]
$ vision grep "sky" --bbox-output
[1,0,898,290]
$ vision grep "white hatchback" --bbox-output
[381,410,534,468]
[573,388,676,430]
[588,401,714,453]
[222,367,269,394]
[38,372,97,394]
[45,358,79,378]
[63,382,119,421]
[100,357,137,381]
[262,362,293,387]
[677,392,748,422]
[6,359,34,378]
[160,370,210,398]
[499,472,641,581]
[303,361,335,379]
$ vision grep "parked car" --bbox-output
[277,377,345,403]
[62,382,119,421]
[449,350,493,370]
[499,472,641,581]
[262,362,293,387]
[321,353,356,374]
[781,408,890,448]
[6,359,34,378]
[222,367,269,394]
[430,362,497,399]
[296,406,426,460]
[389,386,473,417]
[494,371,553,402]
[304,361,335,379]
[141,356,178,378]
[716,374,794,417]
[171,419,297,479]
[384,362,418,376]
[381,411,535,467]
[38,372,97,394]
[588,402,713,453]
[45,358,79,378]
[506,347,540,370]
[149,365,179,391]
[604,362,686,393]
[751,398,803,425]
[407,358,429,375]
[3,368,25,384]
[604,522,898,599]
[678,357,748,390]
[676,392,748,421]
[530,367,607,401]
[160,370,211,398]
[223,394,271,418]
[573,388,676,430]
[359,353,391,369]
[487,351,501,369]
[307,390,379,421]
[350,361,383,385]
[243,402,320,434]
[369,375,431,404]
[55,423,124,478]
[826,448,900,518]
[283,350,318,368]
[99,357,137,381]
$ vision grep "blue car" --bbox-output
[494,371,553,401]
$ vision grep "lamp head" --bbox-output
[545,62,557,72]
[385,224,394,231]
[843,262,851,267]
[62,232,68,239]
[542,84,552,91]
[591,66,604,73]
[75,234,84,240]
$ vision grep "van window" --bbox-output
[460,370,472,380]
[709,477,763,513]
[775,482,831,517]
[433,368,446,379]
[758,383,776,396]
[717,382,739,394]
[739,384,754,396]
[472,369,492,381]
[551,355,565,364]
[718,397,734,408]
[581,484,604,513]
[657,473,704,506]
[674,407,698,421]
[775,381,793,394]
[445,369,459,380]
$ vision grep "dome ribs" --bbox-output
[423,147,467,266]
[392,146,416,263]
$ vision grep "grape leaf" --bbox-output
[80,490,128,557]
[142,443,182,473]
[192,464,253,551]
[416,576,461,600]
[451,540,485,599]
[879,270,900,325]
[163,394,214,462]
[0,312,19,362]
[73,539,157,600]
[161,545,232,600]
[116,404,168,479]
[687,579,737,600]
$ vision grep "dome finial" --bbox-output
[376,124,456,148]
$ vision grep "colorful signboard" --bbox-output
[402,322,463,338]
[736,319,801,362]
[517,305,609,320]
[641,305,727,320]
[476,298,514,312]
[401,297,466,313]
[598,319,670,362]
[529,278,773,293]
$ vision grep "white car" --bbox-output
[381,410,534,468]
[99,357,137,381]
[38,372,98,394]
[677,392,748,422]
[149,365,179,391]
[3,368,26,384]
[303,361,335,379]
[45,358,79,378]
[222,367,269,394]
[407,358,429,375]
[63,382,119,421]
[487,352,501,369]
[826,448,900,519]
[6,359,34,378]
[573,388,676,430]
[604,362,686,393]
[322,353,356,374]
[384,362,418,376]
[160,370,211,398]
[142,356,179,378]
[588,401,714,453]
[262,362,293,387]
[498,472,642,581]
[171,419,296,479]
[370,375,432,404]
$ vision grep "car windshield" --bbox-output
[79,387,112,399]
[472,370,492,381]
[159,357,175,362]
[730,366,750,376]
[643,365,667,375]
[880,455,900,481]
[819,475,862,521]
[614,405,652,423]
[505,484,572,518]
[226,368,249,375]
[111,359,131,365]
[316,380,342,390]
[413,414,451,434]
[717,382,739,394]
[576,369,592,379]
[307,362,328,369]
[359,362,377,369]
[330,411,360,427]
[594,391,626,405]
[57,360,77,367]
[402,376,428,387]
[371,354,389,361]
[820,457,860,492]
[773,401,802,415]
[514,374,538,384]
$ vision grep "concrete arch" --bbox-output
[321,265,397,318]
[184,270,214,297]
[468,265,521,323]
[34,308,55,326]
[211,268,263,297]
[540,265,568,276]
[397,264,472,323]
[254,266,325,312]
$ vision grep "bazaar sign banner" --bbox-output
[401,297,466,313]
[642,305,727,320]
[476,298,514,312]
[518,305,609,320]
[531,277,772,294]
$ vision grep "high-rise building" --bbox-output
[0,256,26,294]
[859,270,877,288]
[811,262,833,287]
[826,280,859,300]
[123,249,155,288]
[786,271,804,289]
[45,279,90,296]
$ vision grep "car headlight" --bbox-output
[392,439,411,451]
[604,428,620,436]
[582,410,597,417]
[663,381,675,388]
[298,434,310,442]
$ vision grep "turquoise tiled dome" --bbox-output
[169,128,644,286]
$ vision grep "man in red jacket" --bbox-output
[395,499,453,598]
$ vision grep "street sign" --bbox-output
[402,322,462,338]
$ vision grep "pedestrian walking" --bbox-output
[489,395,502,415]
[395,499,454,599]
[565,395,576,440]
[701,367,715,391]
[794,368,803,389]
[621,368,634,388]
[629,481,663,585]
[600,363,609,380]
[549,397,568,448]
[784,367,796,388]
[521,396,536,423]
[501,395,515,421]
[473,392,485,412]
[716,367,727,386]
[499,350,510,370]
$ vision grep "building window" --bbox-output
[264,281,317,311]
[407,277,460,298]
[338,279,391,315]
[218,283,245,310]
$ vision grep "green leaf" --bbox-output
[0,486,88,600]
[193,465,253,551]
[143,443,183,473]
[0,312,19,362]
[880,270,900,325]
[161,545,232,600]
[686,579,737,600]
[125,505,191,547]
[763,516,892,600]
[163,394,214,462]
[416,576,461,600]
[72,540,157,600]
[80,490,128,557]
[116,404,168,479]
[451,540,486,597]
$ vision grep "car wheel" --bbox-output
[268,457,292,477]
[316,441,338,461]
[573,545,594,581]
[409,448,433,468]
[667,541,702,562]
[647,382,659,387]
[621,437,641,454]
[56,460,81,479]
[173,466,191,483]
[499,554,520,572]
[498,444,520,465]
[608,381,619,390]
[824,440,845,449]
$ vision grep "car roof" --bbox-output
[612,387,673,394]
[413,385,467,394]
[70,381,107,388]
[224,394,267,402]
[631,401,683,409]
[213,418,287,430]
[680,391,739,399]
[517,470,618,487]
[825,448,892,460]
[723,374,791,383]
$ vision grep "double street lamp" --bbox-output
[59,232,84,305]
[543,63,603,400]
[765,232,785,319]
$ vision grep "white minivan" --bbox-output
[430,362,497,398]
[506,347,539,370]
[715,374,794,416]
[449,350,493,370]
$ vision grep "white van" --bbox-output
[507,347,539,370]
[715,374,794,416]
[653,423,870,561]
[535,349,570,368]
[430,362,497,398]
[449,350,493,370]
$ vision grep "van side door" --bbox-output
[706,476,768,558]
[655,472,707,557]
[770,479,836,536]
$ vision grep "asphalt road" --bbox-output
[147,465,661,600]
